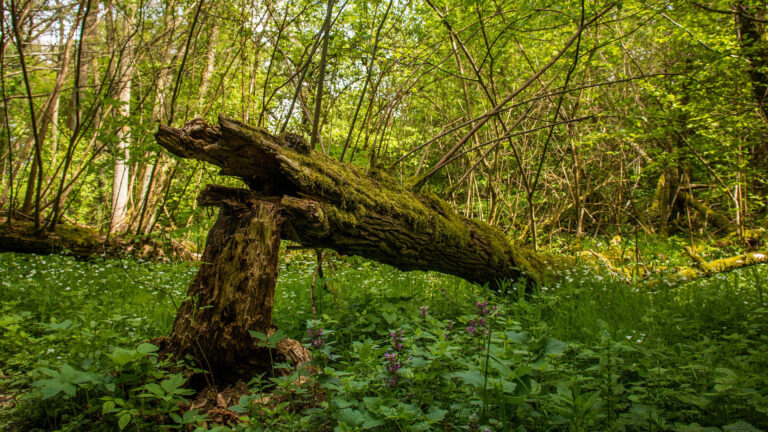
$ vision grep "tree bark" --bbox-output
[163,194,310,383]
[155,116,551,288]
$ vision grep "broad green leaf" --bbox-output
[161,374,186,394]
[108,348,137,367]
[723,421,761,432]
[118,413,131,430]
[426,405,447,422]
[544,338,568,356]
[136,342,159,354]
[336,408,365,426]
[452,369,485,387]
[506,330,530,344]
[248,330,268,342]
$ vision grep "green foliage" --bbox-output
[1,249,767,430]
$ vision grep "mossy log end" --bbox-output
[156,115,552,288]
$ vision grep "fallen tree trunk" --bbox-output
[679,190,734,234]
[0,221,109,257]
[155,116,552,287]
[678,248,768,281]
[0,220,193,261]
[154,116,767,381]
[581,247,768,285]
[154,115,553,380]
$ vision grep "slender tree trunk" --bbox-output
[195,23,218,116]
[735,2,768,119]
[310,0,333,151]
[111,67,132,233]
[10,0,44,229]
[339,0,393,161]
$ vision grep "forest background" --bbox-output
[2,0,766,244]
[2,0,768,430]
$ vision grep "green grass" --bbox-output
[1,247,767,431]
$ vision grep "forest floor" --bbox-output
[0,236,767,431]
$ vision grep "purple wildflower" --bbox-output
[308,328,326,348]
[390,329,404,352]
[419,305,430,319]
[384,352,403,387]
[467,301,498,337]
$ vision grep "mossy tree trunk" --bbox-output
[155,116,551,287]
[0,220,191,260]
[651,172,734,236]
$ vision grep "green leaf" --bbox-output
[452,369,485,387]
[108,347,137,367]
[506,330,530,344]
[383,311,398,324]
[136,342,159,354]
[161,374,186,394]
[249,330,268,342]
[37,367,60,378]
[268,329,286,346]
[60,364,76,380]
[118,413,131,430]
[425,405,447,422]
[358,343,372,362]
[143,382,164,397]
[35,379,64,399]
[544,338,568,356]
[676,393,710,409]
[723,421,761,432]
[363,396,384,411]
[488,353,514,376]
[336,408,365,426]
[44,319,74,331]
[102,400,116,414]
[333,397,356,409]
[362,413,385,429]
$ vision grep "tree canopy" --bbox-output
[2,0,765,244]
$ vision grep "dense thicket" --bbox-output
[1,0,766,247]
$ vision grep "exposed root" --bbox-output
[275,338,313,374]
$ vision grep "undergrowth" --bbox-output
[0,242,767,431]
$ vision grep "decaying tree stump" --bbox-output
[164,196,310,382]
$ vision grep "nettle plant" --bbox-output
[28,342,205,431]
[301,296,572,431]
